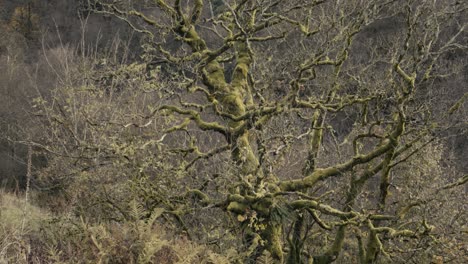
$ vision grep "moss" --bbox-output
[280,168,337,191]
[203,61,228,93]
[252,197,273,216]
[237,133,260,175]
[303,110,324,175]
[364,230,380,264]
[263,223,284,262]
[185,25,207,51]
[221,92,246,117]
[231,41,253,106]
[187,189,210,205]
[232,63,249,84]
[327,226,345,257]
[227,201,248,214]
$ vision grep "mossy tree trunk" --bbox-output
[83,1,468,263]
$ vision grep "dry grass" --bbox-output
[0,190,49,264]
[0,190,234,263]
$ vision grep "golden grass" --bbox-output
[1,191,48,230]
[0,190,49,263]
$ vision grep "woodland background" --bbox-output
[0,0,467,263]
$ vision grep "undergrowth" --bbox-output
[0,190,237,263]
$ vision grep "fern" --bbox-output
[205,251,232,264]
[137,236,169,264]
[128,199,146,222]
[257,250,275,264]
[137,207,167,264]
[144,207,164,234]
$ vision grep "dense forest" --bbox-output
[0,0,467,263]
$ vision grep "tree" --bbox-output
[34,0,467,263]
